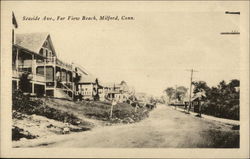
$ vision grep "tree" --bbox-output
[192,79,240,120]
[192,81,210,95]
[19,72,31,93]
[174,86,188,102]
[191,81,210,116]
[164,87,175,103]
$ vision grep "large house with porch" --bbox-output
[12,29,79,99]
[11,13,132,102]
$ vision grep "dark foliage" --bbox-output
[19,72,31,92]
[12,90,82,125]
[12,126,37,141]
[192,79,240,120]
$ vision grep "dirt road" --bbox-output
[39,104,239,148]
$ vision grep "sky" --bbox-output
[10,1,246,96]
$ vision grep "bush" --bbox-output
[192,80,240,120]
[12,126,37,141]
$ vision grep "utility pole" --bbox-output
[186,69,198,113]
[175,85,177,110]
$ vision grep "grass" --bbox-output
[45,98,152,124]
[12,90,92,141]
[12,90,153,141]
[12,91,90,127]
[199,129,239,148]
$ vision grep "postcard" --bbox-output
[1,1,249,158]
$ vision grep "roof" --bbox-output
[191,92,206,101]
[73,63,89,75]
[15,32,55,55]
[13,44,46,59]
[102,82,121,88]
[74,65,97,84]
[79,74,97,84]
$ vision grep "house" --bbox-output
[12,30,48,97]
[103,81,130,103]
[184,92,206,113]
[75,65,99,101]
[12,13,47,96]
[13,32,77,99]
[12,12,133,101]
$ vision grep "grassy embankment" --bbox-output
[12,90,152,141]
[46,98,150,124]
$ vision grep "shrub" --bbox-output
[12,90,82,125]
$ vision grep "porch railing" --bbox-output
[45,57,73,70]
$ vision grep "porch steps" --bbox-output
[54,88,72,100]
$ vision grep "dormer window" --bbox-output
[48,51,52,58]
[44,41,48,47]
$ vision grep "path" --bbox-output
[19,104,239,148]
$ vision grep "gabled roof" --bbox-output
[79,74,97,84]
[15,32,56,55]
[75,66,97,84]
[102,82,121,88]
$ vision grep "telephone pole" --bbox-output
[186,69,198,113]
[175,85,177,109]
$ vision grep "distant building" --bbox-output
[75,65,99,101]
[102,81,130,103]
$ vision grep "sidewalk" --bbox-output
[170,106,240,125]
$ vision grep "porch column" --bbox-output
[44,58,46,96]
[31,54,35,95]
[32,82,35,94]
[54,56,56,89]
[66,70,68,83]
[15,48,19,71]
[15,49,19,89]
[32,54,35,74]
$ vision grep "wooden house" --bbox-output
[103,81,130,103]
[75,65,99,101]
[13,32,77,99]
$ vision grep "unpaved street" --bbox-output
[41,104,239,148]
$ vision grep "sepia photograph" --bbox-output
[1,0,249,158]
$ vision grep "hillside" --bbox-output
[12,91,152,141]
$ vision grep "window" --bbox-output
[36,67,44,75]
[44,41,48,47]
[39,48,44,55]
[45,49,48,57]
[49,51,52,58]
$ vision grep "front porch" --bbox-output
[12,45,47,96]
